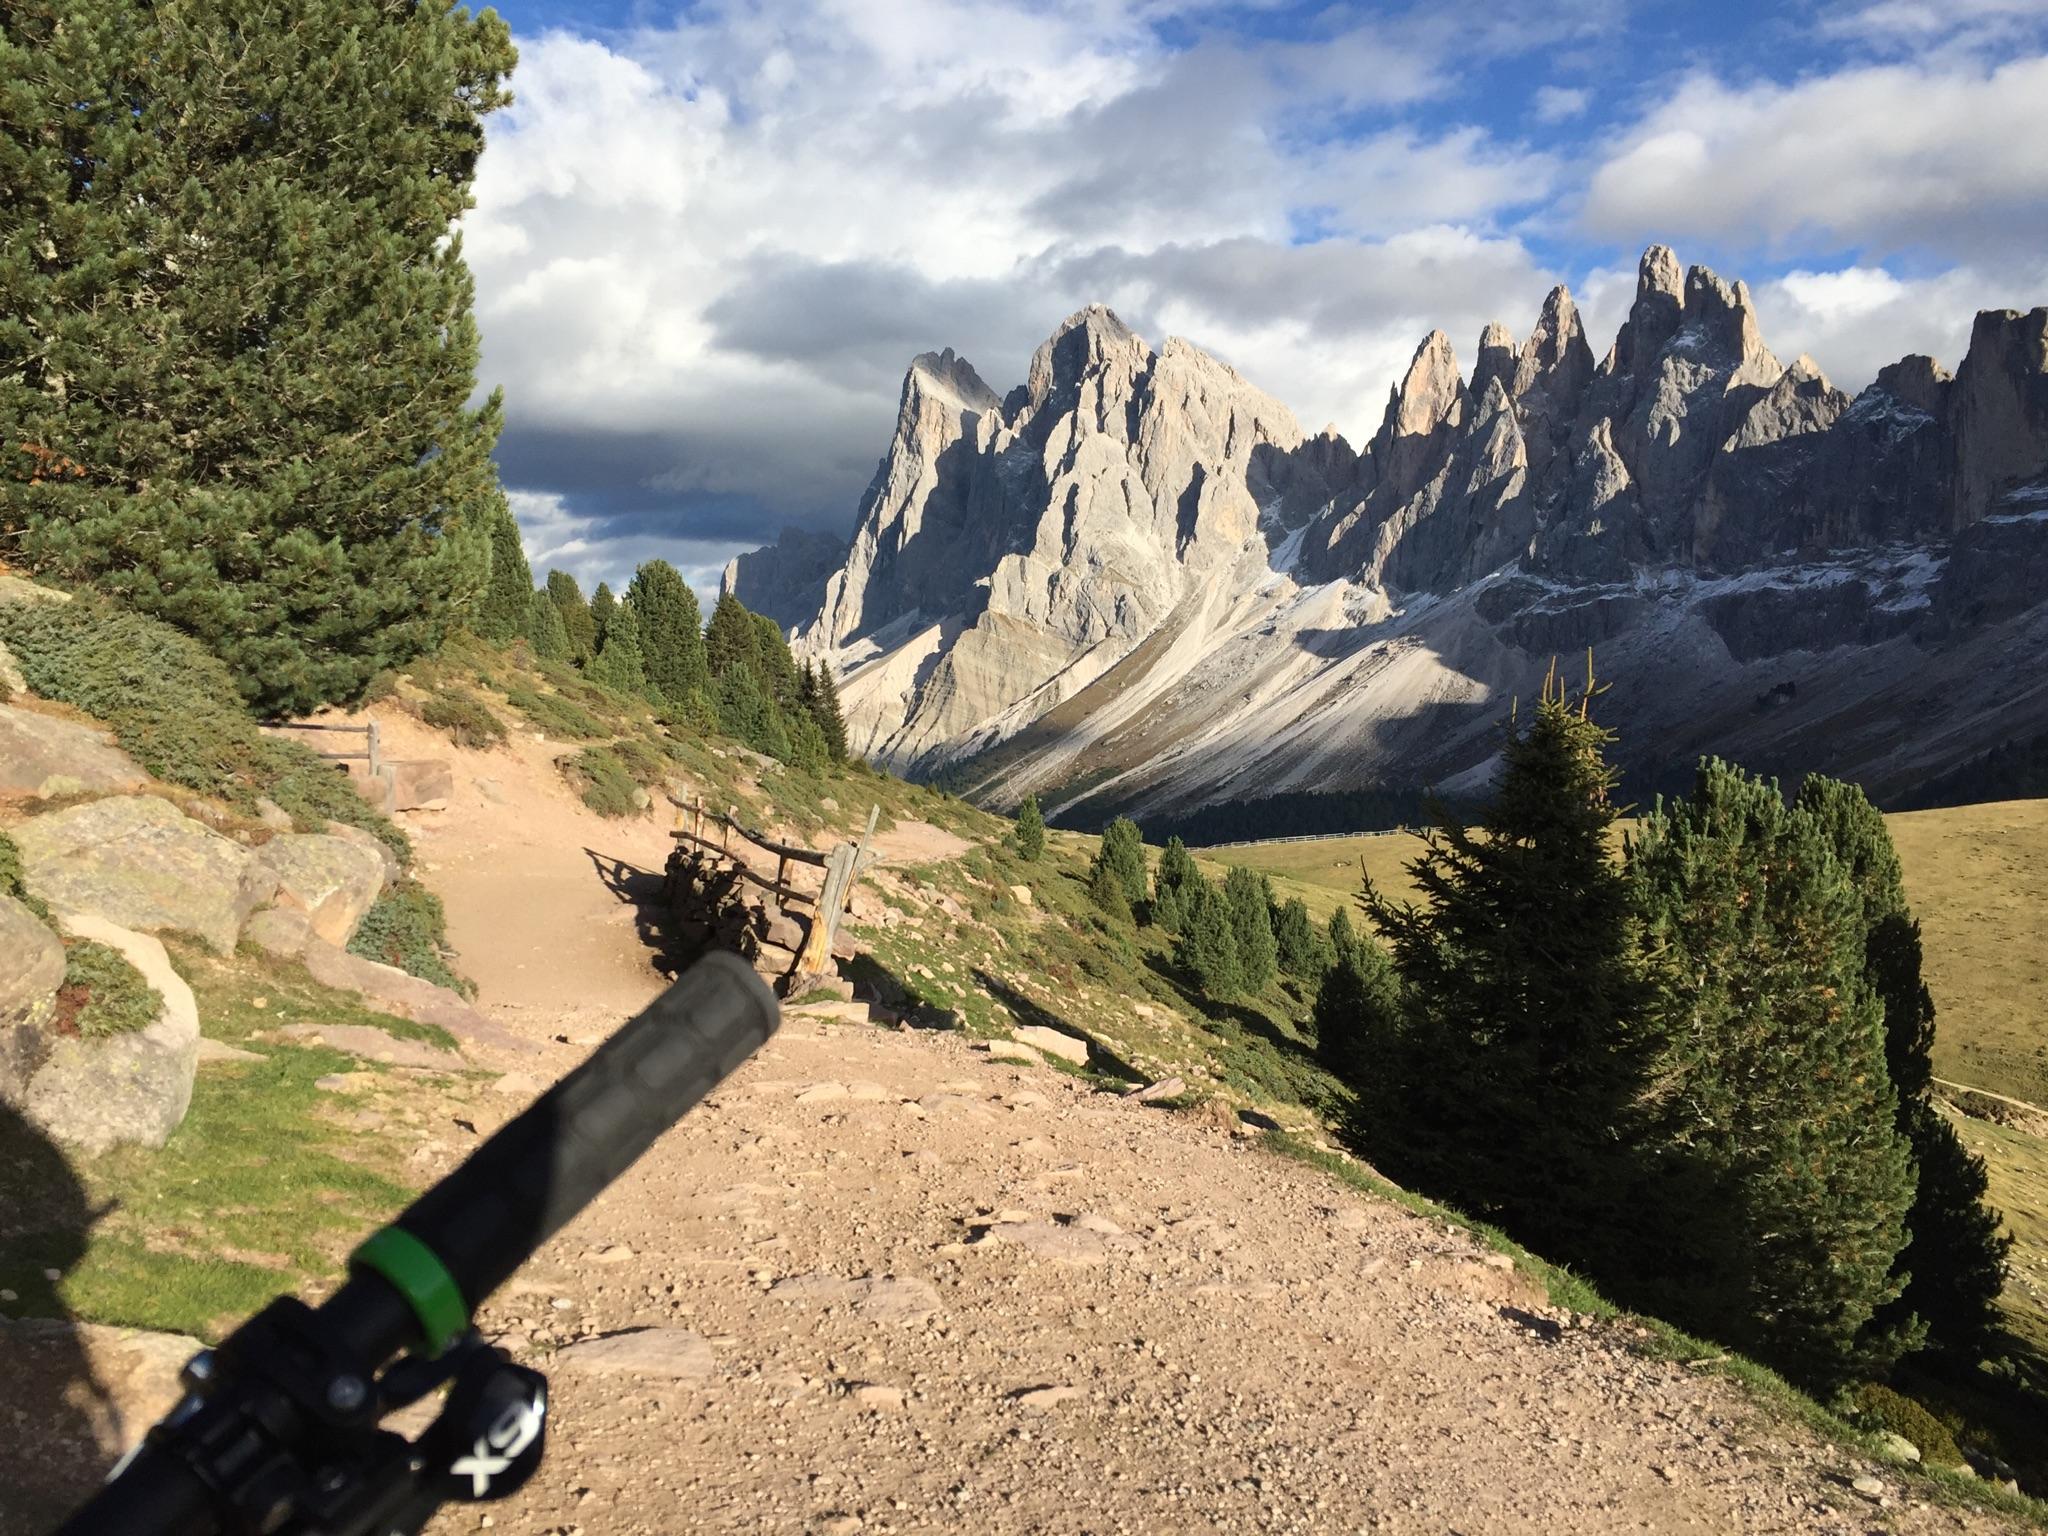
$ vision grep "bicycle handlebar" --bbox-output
[56,949,780,1536]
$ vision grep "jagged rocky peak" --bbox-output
[1609,243,1686,378]
[909,346,1001,413]
[1472,322,1517,399]
[1873,354,1952,416]
[1513,285,1595,399]
[1023,304,1143,409]
[1948,306,2048,527]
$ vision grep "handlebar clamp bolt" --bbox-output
[325,1375,368,1413]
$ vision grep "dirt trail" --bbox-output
[385,742,2023,1536]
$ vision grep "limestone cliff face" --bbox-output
[788,307,1346,768]
[736,250,2048,813]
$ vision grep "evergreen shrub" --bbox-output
[347,881,468,995]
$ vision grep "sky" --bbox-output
[462,0,2048,600]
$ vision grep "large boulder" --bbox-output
[0,705,148,798]
[254,833,386,946]
[0,636,25,695]
[11,794,278,953]
[20,913,200,1154]
[0,895,65,1103]
[323,819,400,889]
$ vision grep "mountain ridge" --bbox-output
[725,246,2048,823]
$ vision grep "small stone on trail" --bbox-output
[797,1081,850,1103]
[1875,1431,1920,1463]
[1850,1473,1884,1502]
[250,996,268,1009]
[851,1383,905,1412]
[590,1244,635,1264]
[1012,1385,1082,1413]
[819,1517,862,1536]
[492,1073,542,1097]
[984,1040,1043,1065]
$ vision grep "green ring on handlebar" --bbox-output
[351,1226,469,1357]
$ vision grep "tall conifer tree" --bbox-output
[1224,866,1278,991]
[474,500,535,643]
[1629,761,1917,1386]
[1796,775,2009,1358]
[546,570,596,663]
[1364,664,1655,1273]
[0,0,517,712]
[527,589,570,661]
[1175,877,1243,1000]
[626,559,707,705]
[1014,794,1047,861]
[704,592,760,680]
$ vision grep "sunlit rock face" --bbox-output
[734,251,2048,822]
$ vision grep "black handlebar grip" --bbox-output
[371,950,779,1331]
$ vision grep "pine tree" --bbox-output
[589,583,620,651]
[1152,883,1186,934]
[1327,905,1361,966]
[811,664,850,760]
[704,591,759,680]
[626,559,707,705]
[1093,818,1149,912]
[1014,795,1047,861]
[1274,897,1325,978]
[1628,759,1917,1387]
[750,612,800,706]
[547,571,597,664]
[1313,931,1401,1089]
[1224,866,1278,992]
[472,500,536,644]
[587,604,651,700]
[0,1,516,713]
[1155,837,1199,907]
[1088,860,1133,924]
[1175,876,1243,1000]
[714,664,790,760]
[1796,775,2009,1359]
[1364,663,1656,1274]
[527,590,571,662]
[786,707,829,775]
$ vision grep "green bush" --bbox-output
[567,745,642,818]
[0,598,408,863]
[416,687,507,749]
[346,881,470,996]
[0,830,50,920]
[502,679,609,741]
[1846,1382,1966,1467]
[609,736,669,788]
[60,940,162,1038]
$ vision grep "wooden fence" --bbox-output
[669,797,879,979]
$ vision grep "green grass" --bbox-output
[1889,801,2048,1109]
[0,944,450,1340]
[502,677,612,741]
[0,595,411,863]
[58,940,161,1037]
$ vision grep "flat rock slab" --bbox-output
[12,794,277,954]
[552,1328,714,1380]
[769,1273,942,1324]
[0,705,147,798]
[297,940,533,1056]
[277,1022,463,1072]
[0,894,63,1033]
[1011,1024,1089,1066]
[968,1220,1114,1267]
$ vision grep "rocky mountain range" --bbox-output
[725,246,2048,829]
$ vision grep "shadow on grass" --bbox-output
[0,1101,118,1532]
[583,846,682,980]
[972,969,1145,1087]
